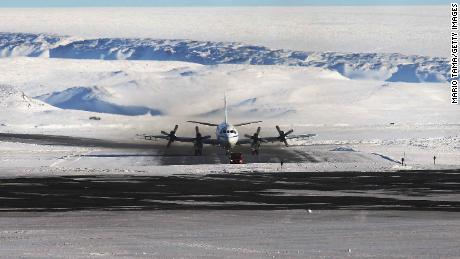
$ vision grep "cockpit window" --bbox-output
[221,129,236,134]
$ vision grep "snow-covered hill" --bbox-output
[0,84,54,111]
[36,86,162,116]
[0,58,456,126]
[0,33,449,83]
[0,32,70,58]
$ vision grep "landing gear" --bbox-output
[229,152,244,164]
[194,148,202,156]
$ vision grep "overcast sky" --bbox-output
[0,0,451,7]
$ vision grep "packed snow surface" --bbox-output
[2,210,460,258]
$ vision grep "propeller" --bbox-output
[193,126,211,155]
[194,126,211,143]
[244,127,264,145]
[161,124,179,148]
[276,125,294,147]
[244,127,265,155]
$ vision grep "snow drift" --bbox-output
[0,33,449,83]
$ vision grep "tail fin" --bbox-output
[224,94,228,124]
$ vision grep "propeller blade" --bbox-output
[256,127,261,135]
[276,125,282,134]
[163,125,179,148]
[202,135,211,139]
[244,134,253,139]
[283,139,289,147]
[285,129,294,136]
[195,126,200,134]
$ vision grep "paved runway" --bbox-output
[2,133,459,212]
[1,170,459,212]
[2,135,460,258]
[0,132,317,164]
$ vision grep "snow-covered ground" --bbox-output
[0,6,458,174]
[0,6,459,259]
[1,210,460,258]
[0,58,458,174]
[0,56,458,174]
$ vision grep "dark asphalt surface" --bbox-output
[0,170,459,212]
[0,132,155,149]
[0,132,317,164]
[2,133,459,213]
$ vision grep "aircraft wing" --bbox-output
[141,134,169,141]
[187,121,218,126]
[260,134,316,143]
[143,134,219,145]
[257,136,279,143]
[287,134,316,139]
[174,136,198,143]
[236,138,253,145]
[233,121,263,127]
[169,137,218,145]
[201,138,219,145]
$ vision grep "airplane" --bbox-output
[143,96,316,155]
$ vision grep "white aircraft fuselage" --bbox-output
[216,122,239,149]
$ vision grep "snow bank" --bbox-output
[0,33,449,83]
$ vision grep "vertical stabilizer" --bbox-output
[224,93,228,124]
